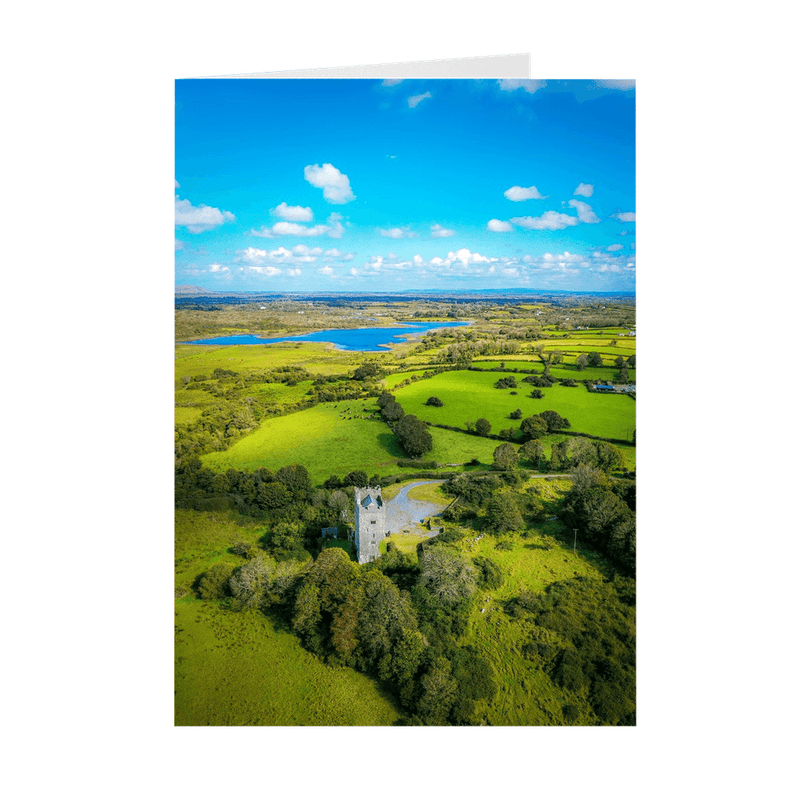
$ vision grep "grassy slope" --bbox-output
[175,508,399,726]
[393,370,636,441]
[201,400,502,484]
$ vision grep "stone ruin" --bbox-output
[353,486,387,564]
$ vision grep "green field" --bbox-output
[175,599,400,725]
[200,400,503,483]
[468,361,635,383]
[175,342,389,380]
[175,507,400,726]
[393,370,636,441]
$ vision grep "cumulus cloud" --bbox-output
[504,185,545,201]
[379,226,418,239]
[430,224,455,238]
[303,163,355,204]
[568,200,601,224]
[286,268,302,277]
[407,92,432,108]
[487,219,513,232]
[497,79,545,94]
[209,263,229,273]
[607,243,624,251]
[510,211,579,231]
[573,183,594,197]
[612,211,636,222]
[318,266,334,276]
[449,248,491,267]
[271,202,313,222]
[175,196,236,233]
[251,212,344,239]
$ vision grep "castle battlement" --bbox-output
[354,486,387,564]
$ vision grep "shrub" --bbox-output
[196,562,235,600]
[472,556,504,589]
[229,541,258,559]
[425,396,444,407]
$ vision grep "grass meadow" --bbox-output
[392,370,636,441]
[200,399,503,484]
[174,508,399,726]
[175,342,390,380]
[175,599,400,726]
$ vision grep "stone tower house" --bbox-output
[354,486,387,564]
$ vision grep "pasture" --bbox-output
[175,341,386,380]
[392,370,636,441]
[200,400,502,484]
[175,599,400,726]
[174,507,400,726]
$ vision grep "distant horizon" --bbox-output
[176,79,635,294]
[175,284,635,297]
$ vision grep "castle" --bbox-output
[353,486,388,564]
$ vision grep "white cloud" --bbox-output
[487,219,513,232]
[175,179,180,189]
[322,248,355,261]
[631,243,636,250]
[413,254,424,265]
[574,183,594,197]
[238,247,269,264]
[271,202,313,222]
[449,248,491,267]
[568,200,601,224]
[318,266,334,276]
[251,212,344,239]
[607,243,624,251]
[497,79,545,94]
[595,79,635,90]
[504,185,545,201]
[379,227,417,239]
[502,268,520,277]
[303,163,355,204]
[175,239,184,251]
[247,266,282,277]
[175,197,236,233]
[286,268,302,277]
[510,212,578,231]
[430,223,455,238]
[382,79,403,86]
[407,92,431,109]
[209,263,229,273]
[612,211,636,222]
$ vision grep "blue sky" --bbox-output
[175,79,635,292]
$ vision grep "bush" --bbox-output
[425,396,444,407]
[472,556,504,589]
[229,541,258,559]
[196,562,235,600]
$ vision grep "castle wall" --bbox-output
[354,486,387,564]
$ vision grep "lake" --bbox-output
[184,321,470,351]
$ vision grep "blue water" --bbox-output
[184,321,470,352]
